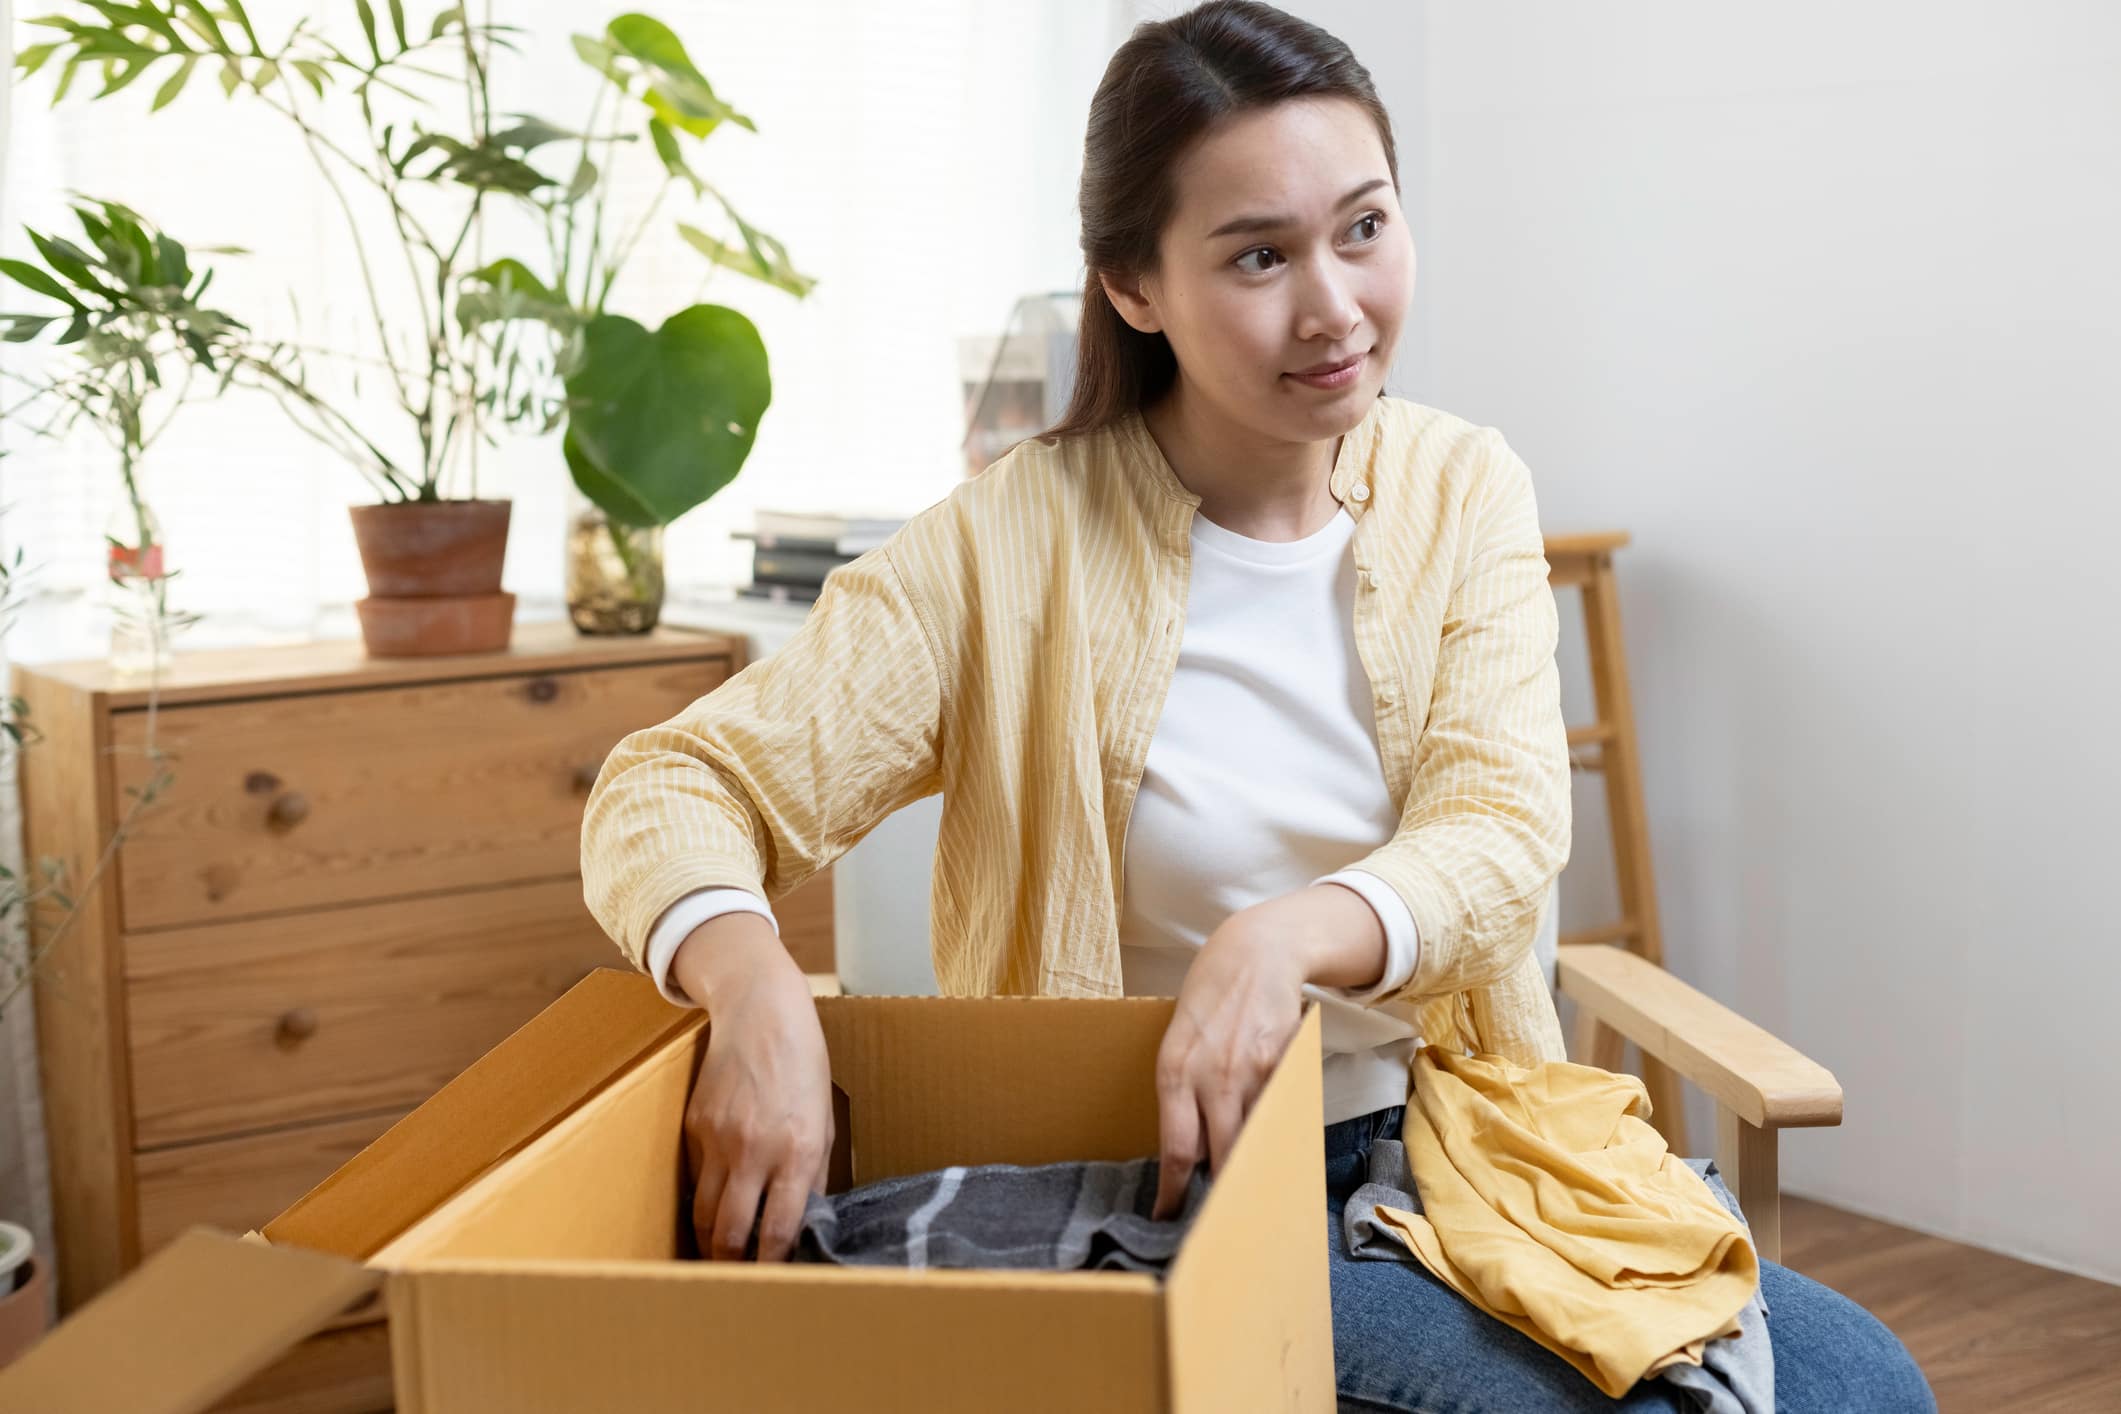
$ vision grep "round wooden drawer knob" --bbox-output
[275,1007,320,1048]
[267,791,311,829]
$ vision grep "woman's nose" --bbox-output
[1296,266,1362,343]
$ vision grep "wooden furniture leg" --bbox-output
[1547,533,1689,1154]
[1556,942,1841,1263]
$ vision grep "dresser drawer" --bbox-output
[134,1110,406,1255]
[110,655,728,930]
[125,878,620,1148]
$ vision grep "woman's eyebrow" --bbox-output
[1204,177,1391,239]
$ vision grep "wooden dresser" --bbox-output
[11,621,833,1411]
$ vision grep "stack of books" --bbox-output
[736,509,906,605]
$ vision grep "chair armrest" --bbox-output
[1555,944,1842,1129]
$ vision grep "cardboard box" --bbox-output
[0,971,1334,1413]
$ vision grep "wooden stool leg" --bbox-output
[1579,555,1690,1155]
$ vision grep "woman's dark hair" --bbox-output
[1040,0,1398,442]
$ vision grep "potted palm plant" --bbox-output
[14,5,815,647]
[0,197,246,671]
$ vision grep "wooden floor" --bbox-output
[1782,1196,2121,1413]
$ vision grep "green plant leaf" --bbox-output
[647,117,699,194]
[154,232,191,290]
[564,155,598,203]
[223,0,262,52]
[219,58,240,95]
[602,14,754,138]
[354,0,382,63]
[0,315,63,343]
[398,130,553,196]
[0,258,83,308]
[26,231,100,292]
[149,53,197,110]
[15,43,60,77]
[570,34,624,89]
[97,55,157,98]
[292,58,329,97]
[563,433,659,526]
[85,1,188,50]
[458,257,580,335]
[561,304,771,527]
[172,1,228,52]
[489,116,581,152]
[430,5,462,41]
[387,0,408,49]
[678,217,815,299]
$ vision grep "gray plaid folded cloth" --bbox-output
[792,1156,1212,1275]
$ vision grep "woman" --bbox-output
[581,3,1934,1408]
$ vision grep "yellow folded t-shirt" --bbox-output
[1367,1047,1758,1398]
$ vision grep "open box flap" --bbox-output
[266,967,700,1258]
[0,1229,378,1414]
[1165,1004,1337,1412]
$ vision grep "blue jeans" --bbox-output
[1324,1105,1938,1413]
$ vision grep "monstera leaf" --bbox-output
[562,304,770,527]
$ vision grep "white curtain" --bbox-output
[0,0,1127,1287]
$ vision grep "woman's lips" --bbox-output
[1286,352,1366,389]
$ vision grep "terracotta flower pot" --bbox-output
[347,499,515,657]
[0,1222,49,1369]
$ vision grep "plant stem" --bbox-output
[603,513,655,600]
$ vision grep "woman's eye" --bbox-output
[1236,246,1281,274]
[1348,211,1384,243]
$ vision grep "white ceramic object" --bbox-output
[0,1223,31,1292]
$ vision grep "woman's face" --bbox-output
[1105,96,1414,446]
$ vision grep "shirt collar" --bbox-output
[1116,395,1388,520]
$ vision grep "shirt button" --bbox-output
[1350,483,1370,502]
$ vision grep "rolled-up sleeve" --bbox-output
[580,543,946,973]
[1345,432,1572,1004]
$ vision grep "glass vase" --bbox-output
[103,492,180,677]
[567,503,665,635]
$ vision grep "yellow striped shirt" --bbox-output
[581,395,1571,1067]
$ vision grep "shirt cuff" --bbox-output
[645,887,781,1007]
[1311,869,1420,1004]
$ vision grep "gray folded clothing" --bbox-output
[1342,1139,1774,1414]
[793,1156,1212,1275]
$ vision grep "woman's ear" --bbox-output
[1099,270,1164,335]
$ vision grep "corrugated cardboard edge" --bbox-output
[1164,1003,1337,1412]
[266,968,699,1259]
[0,1230,379,1414]
[0,969,691,1413]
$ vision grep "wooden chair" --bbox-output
[1544,533,1842,1262]
[1554,940,1840,1263]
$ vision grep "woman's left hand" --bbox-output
[1149,902,1310,1219]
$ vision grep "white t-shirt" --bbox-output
[1116,506,1419,1125]
[646,504,1421,1126]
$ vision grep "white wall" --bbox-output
[1412,2,2121,1282]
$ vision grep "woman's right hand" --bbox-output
[669,913,836,1263]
